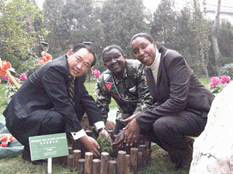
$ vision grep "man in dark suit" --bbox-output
[123,33,214,169]
[3,43,108,161]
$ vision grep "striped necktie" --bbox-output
[68,76,75,98]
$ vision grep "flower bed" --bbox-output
[210,75,231,95]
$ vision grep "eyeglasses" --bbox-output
[74,56,91,70]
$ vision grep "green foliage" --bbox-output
[151,0,177,47]
[3,84,18,104]
[218,21,233,59]
[101,0,149,53]
[151,0,211,77]
[43,0,95,56]
[0,84,7,113]
[43,0,149,68]
[219,63,233,79]
[0,0,47,73]
[97,135,113,155]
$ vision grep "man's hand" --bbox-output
[79,135,100,157]
[112,129,125,148]
[123,117,140,145]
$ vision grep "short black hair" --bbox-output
[102,45,125,61]
[130,33,155,45]
[72,42,96,66]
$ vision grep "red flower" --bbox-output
[105,82,112,91]
[0,134,16,147]
[0,61,12,77]
[1,135,8,142]
[38,53,53,65]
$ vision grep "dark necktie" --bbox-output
[68,76,75,98]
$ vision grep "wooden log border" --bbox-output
[66,145,151,174]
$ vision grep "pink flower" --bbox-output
[94,69,101,79]
[210,76,220,88]
[0,141,8,147]
[91,68,101,79]
[19,73,28,81]
[2,76,8,81]
[220,76,231,85]
[0,134,16,147]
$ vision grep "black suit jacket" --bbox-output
[3,56,101,138]
[137,47,214,131]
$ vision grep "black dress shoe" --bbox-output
[169,138,194,170]
[22,148,31,162]
[22,148,46,165]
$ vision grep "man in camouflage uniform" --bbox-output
[96,45,153,134]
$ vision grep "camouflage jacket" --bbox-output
[96,59,153,121]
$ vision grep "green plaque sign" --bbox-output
[29,133,69,161]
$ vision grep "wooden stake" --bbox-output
[138,151,143,170]
[117,150,126,174]
[73,149,81,170]
[138,144,146,167]
[67,154,74,171]
[93,159,101,174]
[84,152,93,174]
[101,152,109,174]
[78,158,85,174]
[126,154,131,174]
[108,160,117,174]
[130,148,138,174]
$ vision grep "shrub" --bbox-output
[219,63,233,79]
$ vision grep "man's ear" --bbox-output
[67,49,74,56]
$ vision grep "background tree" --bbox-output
[101,0,149,57]
[175,7,194,62]
[2,0,231,77]
[0,0,46,73]
[43,0,149,69]
[151,0,210,77]
[150,0,177,48]
[43,0,66,56]
[43,0,101,58]
[211,0,222,74]
[191,0,210,78]
[218,21,233,63]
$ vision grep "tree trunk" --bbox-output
[211,0,222,72]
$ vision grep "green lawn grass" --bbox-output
[84,80,118,109]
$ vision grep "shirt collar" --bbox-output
[147,48,161,71]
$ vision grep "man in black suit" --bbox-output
[123,33,214,169]
[3,43,108,160]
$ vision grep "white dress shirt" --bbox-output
[71,121,105,140]
[147,48,161,83]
